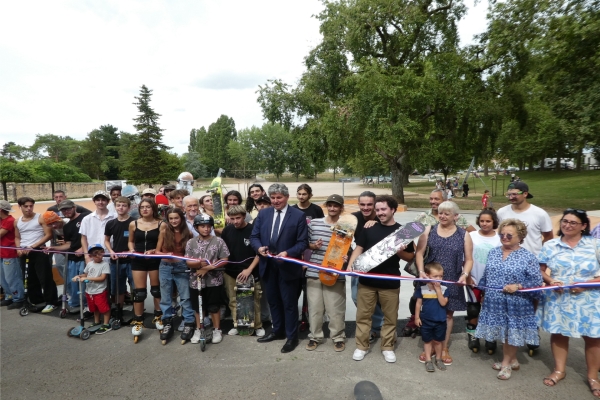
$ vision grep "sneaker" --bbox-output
[95,324,112,335]
[178,320,185,332]
[306,340,319,351]
[7,301,24,310]
[41,304,56,313]
[212,329,223,344]
[353,349,368,361]
[190,329,201,344]
[89,321,102,328]
[1,299,13,306]
[67,305,80,314]
[255,328,266,337]
[228,328,239,336]
[334,341,346,352]
[382,350,396,363]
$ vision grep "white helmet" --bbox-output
[177,171,194,192]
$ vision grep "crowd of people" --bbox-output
[0,178,599,396]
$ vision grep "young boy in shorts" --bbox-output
[73,244,112,334]
[415,262,448,372]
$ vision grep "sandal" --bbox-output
[441,348,453,366]
[425,360,435,372]
[435,359,447,371]
[543,371,565,387]
[493,361,520,371]
[497,366,512,380]
[589,378,600,398]
[418,350,436,363]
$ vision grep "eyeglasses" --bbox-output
[506,192,523,198]
[560,219,582,227]
[498,233,514,240]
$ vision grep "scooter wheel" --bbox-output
[111,320,121,330]
[19,307,29,316]
[60,309,67,319]
[200,340,206,352]
[67,327,75,337]
[134,336,139,343]
[80,329,91,340]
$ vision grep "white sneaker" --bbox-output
[41,304,56,314]
[255,328,266,337]
[228,328,239,336]
[212,329,223,344]
[190,329,201,344]
[382,350,396,363]
[178,320,185,332]
[353,349,368,361]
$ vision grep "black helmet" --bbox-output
[193,214,214,227]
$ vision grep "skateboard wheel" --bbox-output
[162,340,167,345]
[181,340,186,345]
[488,350,494,355]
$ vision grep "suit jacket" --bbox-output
[250,205,308,280]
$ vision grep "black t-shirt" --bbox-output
[105,217,135,254]
[221,223,258,280]
[47,204,91,218]
[352,211,380,241]
[356,222,415,290]
[63,212,90,261]
[292,203,324,222]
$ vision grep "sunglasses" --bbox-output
[506,191,523,198]
[498,233,514,240]
[565,208,586,214]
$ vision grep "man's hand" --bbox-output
[363,220,377,229]
[258,246,269,257]
[276,251,288,258]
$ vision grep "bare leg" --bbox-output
[501,343,518,367]
[544,334,568,386]
[424,341,433,361]
[444,310,454,347]
[211,311,221,330]
[433,340,443,361]
[583,336,600,398]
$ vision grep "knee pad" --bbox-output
[133,288,147,303]
[150,285,161,299]
[466,302,481,319]
[207,304,220,314]
[409,296,417,316]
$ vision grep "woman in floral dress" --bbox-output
[538,209,600,397]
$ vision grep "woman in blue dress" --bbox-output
[538,209,600,397]
[475,218,542,380]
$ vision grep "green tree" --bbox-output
[121,85,170,185]
[1,142,30,160]
[29,134,82,162]
[203,115,236,175]
[0,158,34,199]
[181,152,209,179]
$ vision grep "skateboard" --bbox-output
[353,221,425,273]
[234,275,255,336]
[207,168,225,230]
[354,381,383,400]
[319,214,358,286]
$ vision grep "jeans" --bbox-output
[1,257,25,303]
[110,261,134,296]
[351,276,383,334]
[158,261,194,323]
[67,259,86,308]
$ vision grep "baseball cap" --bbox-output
[155,194,170,206]
[326,194,344,206]
[163,184,176,191]
[0,200,13,212]
[255,194,271,204]
[58,200,76,210]
[92,190,110,200]
[42,211,62,225]
[507,182,533,199]
[142,188,157,196]
[88,243,104,253]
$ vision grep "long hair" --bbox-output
[138,198,159,220]
[162,208,191,252]
[245,183,265,213]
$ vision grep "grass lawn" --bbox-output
[402,170,600,212]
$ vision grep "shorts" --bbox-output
[131,258,160,272]
[85,290,110,314]
[420,318,446,343]
[190,285,227,314]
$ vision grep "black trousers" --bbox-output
[20,251,57,305]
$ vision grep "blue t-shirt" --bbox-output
[415,284,448,322]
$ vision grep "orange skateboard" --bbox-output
[319,214,358,286]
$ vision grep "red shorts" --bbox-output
[85,290,110,314]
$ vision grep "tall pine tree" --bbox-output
[122,85,170,184]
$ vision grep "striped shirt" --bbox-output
[307,218,345,281]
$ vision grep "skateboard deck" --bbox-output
[354,381,383,400]
[208,169,225,229]
[353,221,425,273]
[234,275,255,336]
[319,214,358,286]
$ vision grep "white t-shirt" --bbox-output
[84,261,110,294]
[79,210,116,249]
[497,204,552,256]
[469,231,501,284]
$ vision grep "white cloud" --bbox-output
[0,0,489,156]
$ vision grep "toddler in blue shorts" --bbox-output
[415,262,448,372]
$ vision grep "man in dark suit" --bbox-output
[250,183,308,353]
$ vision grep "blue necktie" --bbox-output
[270,210,281,252]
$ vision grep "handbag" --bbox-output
[403,246,429,277]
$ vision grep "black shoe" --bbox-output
[281,339,299,353]
[1,299,13,306]
[257,332,286,343]
[7,301,24,310]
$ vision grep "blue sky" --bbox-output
[0,0,488,155]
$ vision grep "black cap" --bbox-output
[58,200,76,210]
[507,182,533,199]
[255,194,271,204]
[163,184,176,191]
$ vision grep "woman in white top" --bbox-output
[466,209,501,354]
